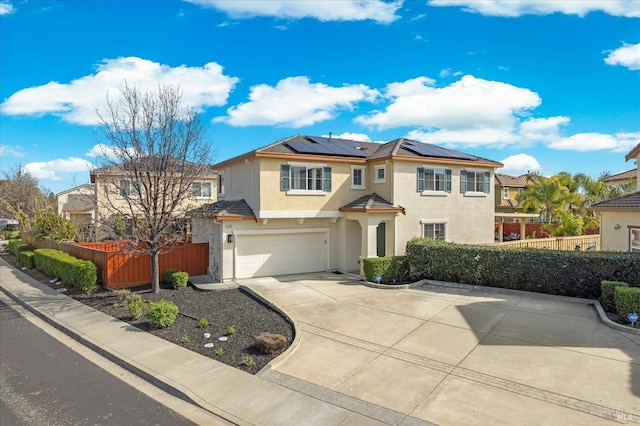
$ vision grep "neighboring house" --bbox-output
[90,157,218,240]
[189,135,502,281]
[600,168,637,188]
[55,184,96,240]
[590,143,640,253]
[494,173,529,218]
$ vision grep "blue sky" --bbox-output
[1,0,639,195]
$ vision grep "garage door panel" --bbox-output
[236,232,327,278]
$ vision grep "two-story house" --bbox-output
[90,157,218,241]
[55,183,96,241]
[189,135,502,281]
[590,143,640,253]
[494,173,529,217]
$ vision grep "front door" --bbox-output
[376,222,386,257]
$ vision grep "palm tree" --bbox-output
[516,173,565,223]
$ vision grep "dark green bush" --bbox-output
[8,239,27,257]
[601,281,629,312]
[33,248,98,294]
[406,238,640,299]
[362,256,410,284]
[164,268,180,283]
[614,287,640,325]
[147,300,179,328]
[19,251,36,269]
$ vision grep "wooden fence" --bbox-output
[495,223,600,239]
[21,233,208,289]
[488,234,600,251]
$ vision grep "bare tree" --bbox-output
[0,164,54,230]
[92,83,215,293]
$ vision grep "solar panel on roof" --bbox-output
[285,136,368,158]
[403,141,478,161]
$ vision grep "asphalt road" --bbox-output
[0,299,196,426]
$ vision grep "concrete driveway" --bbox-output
[239,273,639,425]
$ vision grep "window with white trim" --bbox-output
[374,165,386,183]
[351,166,365,189]
[191,181,212,198]
[423,222,446,240]
[460,170,490,194]
[217,174,225,197]
[503,187,509,199]
[280,164,331,193]
[117,179,141,199]
[417,168,451,193]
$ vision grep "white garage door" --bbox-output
[236,231,328,279]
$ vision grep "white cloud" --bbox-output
[429,0,640,17]
[323,132,372,142]
[186,0,402,23]
[1,57,239,125]
[604,42,640,71]
[357,75,541,147]
[518,116,570,143]
[24,157,95,180]
[0,1,15,15]
[0,144,24,157]
[548,132,640,152]
[216,76,379,128]
[498,153,542,175]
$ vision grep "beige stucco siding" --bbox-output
[599,211,640,252]
[220,160,260,211]
[392,161,496,253]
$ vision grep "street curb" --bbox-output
[0,258,245,425]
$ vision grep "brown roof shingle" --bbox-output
[590,191,640,210]
[340,193,405,214]
[188,199,256,220]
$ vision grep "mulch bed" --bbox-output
[1,252,294,374]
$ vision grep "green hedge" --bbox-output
[164,268,180,283]
[362,256,410,284]
[614,287,640,325]
[19,251,36,269]
[8,239,27,257]
[33,248,98,294]
[405,238,640,299]
[600,281,629,312]
[165,268,188,289]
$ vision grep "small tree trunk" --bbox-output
[151,251,160,294]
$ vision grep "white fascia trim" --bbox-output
[288,161,327,167]
[233,227,331,236]
[257,210,342,219]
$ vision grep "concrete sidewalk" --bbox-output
[2,255,639,425]
[0,257,392,426]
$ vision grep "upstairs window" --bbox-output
[461,170,491,194]
[217,174,225,197]
[417,168,451,193]
[191,181,212,198]
[117,179,141,199]
[351,166,365,189]
[374,165,386,183]
[280,164,331,193]
[503,187,509,199]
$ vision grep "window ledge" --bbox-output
[351,186,366,190]
[374,180,386,184]
[464,192,487,197]
[421,191,448,197]
[286,190,327,196]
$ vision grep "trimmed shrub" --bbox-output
[164,268,180,284]
[19,251,36,269]
[172,271,189,289]
[363,256,410,284]
[2,229,20,240]
[147,300,179,328]
[253,332,287,354]
[127,298,147,320]
[33,248,98,294]
[405,238,640,299]
[8,239,27,257]
[601,281,629,312]
[614,287,640,325]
